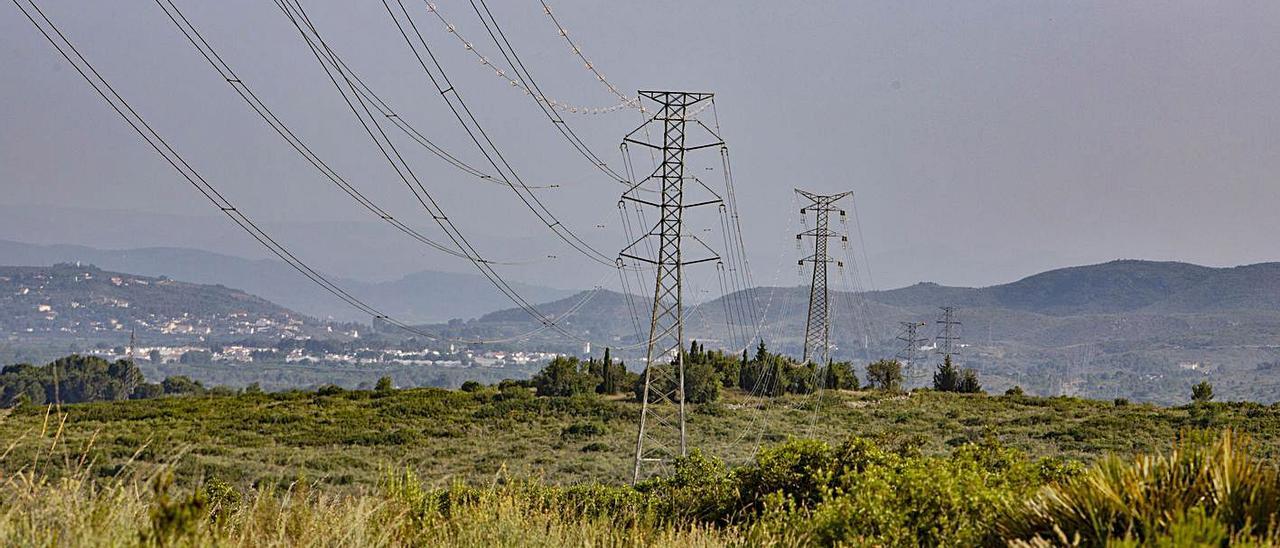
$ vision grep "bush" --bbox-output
[823,361,859,390]
[532,357,597,397]
[957,368,983,394]
[459,381,482,393]
[866,359,903,392]
[1114,397,1129,407]
[376,376,394,392]
[161,376,204,396]
[316,384,344,396]
[561,421,607,439]
[131,383,164,400]
[1005,386,1024,397]
[999,430,1280,545]
[1192,381,1214,403]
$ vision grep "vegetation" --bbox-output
[0,354,211,406]
[530,352,636,398]
[1000,429,1280,545]
[865,359,903,392]
[933,355,961,392]
[8,353,1280,545]
[4,411,1277,545]
[1192,380,1215,403]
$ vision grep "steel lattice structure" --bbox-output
[795,190,852,364]
[895,321,928,378]
[621,91,724,483]
[936,306,961,360]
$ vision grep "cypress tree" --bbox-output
[933,355,961,392]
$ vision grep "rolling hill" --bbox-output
[0,239,574,323]
[441,260,1280,404]
[0,263,321,342]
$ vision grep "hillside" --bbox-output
[0,263,319,342]
[444,260,1280,404]
[0,239,575,323]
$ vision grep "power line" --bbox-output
[421,1,635,115]
[371,0,620,268]
[896,321,928,379]
[537,0,641,112]
[936,306,961,361]
[627,91,723,484]
[278,0,617,343]
[795,189,852,365]
[10,0,588,347]
[458,0,631,186]
[151,0,534,267]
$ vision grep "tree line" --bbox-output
[0,354,209,406]
[522,341,932,404]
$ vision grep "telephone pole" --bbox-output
[795,190,852,364]
[621,91,724,484]
[936,306,961,360]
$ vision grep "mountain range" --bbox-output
[447,260,1280,404]
[5,238,1280,404]
[0,239,574,323]
[0,263,318,343]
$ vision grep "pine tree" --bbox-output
[933,355,961,392]
[957,368,983,394]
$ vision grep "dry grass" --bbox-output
[0,405,763,547]
[1002,429,1280,545]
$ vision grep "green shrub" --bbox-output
[999,429,1280,545]
[561,421,607,440]
[1192,381,1214,403]
[866,359,903,392]
[957,369,983,394]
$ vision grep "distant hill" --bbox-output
[0,240,575,323]
[443,259,1280,404]
[0,263,318,341]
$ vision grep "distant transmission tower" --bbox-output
[127,328,136,363]
[795,190,852,364]
[935,306,961,361]
[621,91,724,484]
[895,321,927,376]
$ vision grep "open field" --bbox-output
[4,386,1280,491]
[3,390,1280,545]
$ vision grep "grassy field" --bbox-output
[5,387,1280,545]
[3,385,1280,491]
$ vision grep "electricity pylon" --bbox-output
[795,190,852,365]
[936,306,961,360]
[895,321,928,377]
[621,91,724,484]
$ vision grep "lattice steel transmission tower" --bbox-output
[895,321,928,376]
[796,190,852,364]
[621,91,724,484]
[935,306,961,360]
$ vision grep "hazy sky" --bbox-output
[4,1,1280,294]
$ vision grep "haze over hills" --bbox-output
[0,239,574,323]
[6,243,1280,403]
[0,263,322,343]
[448,260,1280,404]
